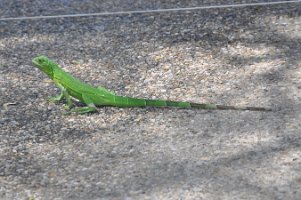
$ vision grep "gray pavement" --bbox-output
[0,1,301,199]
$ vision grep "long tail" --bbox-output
[112,96,272,111]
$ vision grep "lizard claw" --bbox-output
[63,111,72,115]
[63,104,72,110]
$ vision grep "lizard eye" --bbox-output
[37,58,44,63]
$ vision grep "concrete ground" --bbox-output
[0,1,301,199]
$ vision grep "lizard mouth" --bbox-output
[32,56,45,67]
[32,59,39,67]
[32,55,54,78]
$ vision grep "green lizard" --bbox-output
[32,55,272,114]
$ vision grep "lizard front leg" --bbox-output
[69,94,96,114]
[48,92,64,102]
[52,83,73,110]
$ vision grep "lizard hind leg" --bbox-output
[69,95,97,114]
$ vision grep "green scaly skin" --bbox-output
[32,55,272,114]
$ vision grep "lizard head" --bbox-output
[32,55,55,78]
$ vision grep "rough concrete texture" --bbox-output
[0,1,301,200]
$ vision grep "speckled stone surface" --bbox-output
[0,1,301,200]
